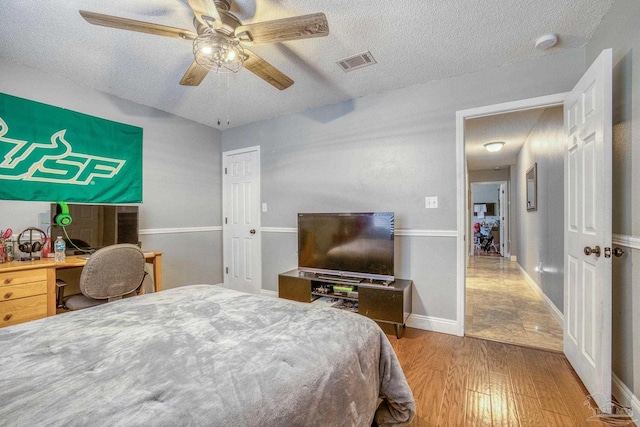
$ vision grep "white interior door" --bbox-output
[563,49,612,411]
[223,147,261,294]
[499,183,508,257]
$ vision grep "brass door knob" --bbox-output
[613,247,625,257]
[584,246,601,257]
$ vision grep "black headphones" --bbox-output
[54,201,73,226]
[18,227,48,253]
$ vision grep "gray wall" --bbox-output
[0,62,224,289]
[515,107,565,311]
[222,49,585,323]
[586,0,640,399]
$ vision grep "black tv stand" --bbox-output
[278,269,412,338]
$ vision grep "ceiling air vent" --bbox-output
[337,51,377,72]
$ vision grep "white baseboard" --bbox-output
[612,373,640,421]
[517,263,564,328]
[406,313,461,336]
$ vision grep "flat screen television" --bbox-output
[49,203,139,254]
[297,212,395,282]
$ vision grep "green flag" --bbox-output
[0,93,142,203]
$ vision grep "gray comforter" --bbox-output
[0,285,415,426]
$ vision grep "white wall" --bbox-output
[222,49,585,329]
[0,62,224,289]
[515,106,564,311]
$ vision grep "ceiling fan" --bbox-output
[79,0,329,90]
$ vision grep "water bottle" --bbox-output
[54,236,66,262]
[5,239,13,262]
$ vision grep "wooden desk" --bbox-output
[0,251,162,327]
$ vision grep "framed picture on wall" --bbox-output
[526,163,537,211]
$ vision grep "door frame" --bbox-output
[499,182,508,258]
[222,145,261,290]
[455,93,568,336]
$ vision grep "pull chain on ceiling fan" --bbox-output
[79,0,329,90]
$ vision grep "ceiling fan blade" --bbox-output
[243,49,293,90]
[234,13,329,45]
[187,0,223,30]
[79,10,196,40]
[179,61,209,86]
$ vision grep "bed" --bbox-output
[0,285,415,426]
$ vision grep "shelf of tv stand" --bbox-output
[278,269,412,338]
[311,292,359,302]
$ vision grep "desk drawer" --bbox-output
[0,269,48,287]
[1,281,48,301]
[0,294,48,327]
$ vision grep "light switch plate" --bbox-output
[425,196,438,209]
[262,203,268,212]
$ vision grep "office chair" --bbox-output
[56,244,147,311]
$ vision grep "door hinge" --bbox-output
[225,217,228,224]
[224,167,227,175]
[225,267,229,274]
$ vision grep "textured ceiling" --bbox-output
[465,108,547,171]
[1,0,612,131]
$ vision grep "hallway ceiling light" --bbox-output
[484,141,505,153]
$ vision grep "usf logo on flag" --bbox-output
[0,93,142,203]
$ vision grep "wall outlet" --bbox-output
[262,203,268,212]
[425,196,438,209]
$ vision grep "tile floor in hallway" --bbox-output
[466,255,564,352]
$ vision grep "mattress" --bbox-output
[0,284,415,426]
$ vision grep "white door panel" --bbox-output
[563,48,612,412]
[223,147,261,294]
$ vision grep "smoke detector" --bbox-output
[535,33,558,50]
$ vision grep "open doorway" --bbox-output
[470,181,506,257]
[462,103,565,352]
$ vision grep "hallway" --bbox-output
[466,256,563,352]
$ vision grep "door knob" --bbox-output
[613,247,625,257]
[584,246,601,257]
[249,229,256,235]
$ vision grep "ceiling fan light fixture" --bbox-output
[484,141,505,153]
[193,30,244,73]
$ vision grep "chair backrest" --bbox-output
[79,244,146,300]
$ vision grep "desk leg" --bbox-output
[152,253,163,292]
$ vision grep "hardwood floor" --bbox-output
[388,328,635,427]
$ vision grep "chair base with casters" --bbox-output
[55,244,148,311]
